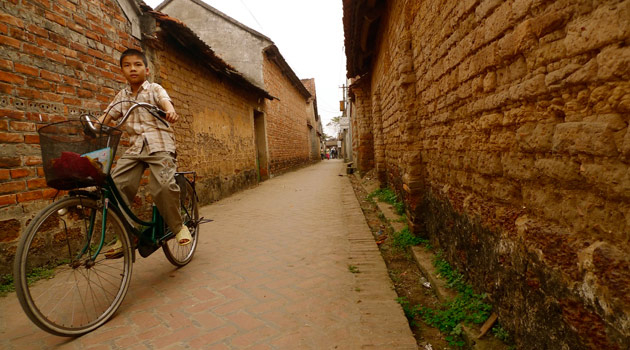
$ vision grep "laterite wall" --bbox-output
[349,0,630,348]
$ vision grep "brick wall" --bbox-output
[262,56,311,175]
[149,32,262,204]
[350,78,374,173]
[0,0,139,273]
[301,78,323,161]
[0,1,268,274]
[349,0,630,348]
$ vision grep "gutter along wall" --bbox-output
[344,0,630,349]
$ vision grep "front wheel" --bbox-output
[13,196,133,336]
[162,176,199,266]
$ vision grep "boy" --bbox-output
[100,49,191,258]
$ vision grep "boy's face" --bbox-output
[121,54,148,86]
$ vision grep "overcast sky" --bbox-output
[143,0,346,135]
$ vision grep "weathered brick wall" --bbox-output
[305,103,320,161]
[353,0,630,348]
[349,78,374,173]
[262,56,311,175]
[0,1,268,275]
[149,32,262,205]
[301,79,322,161]
[0,0,139,273]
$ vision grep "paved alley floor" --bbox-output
[0,160,417,350]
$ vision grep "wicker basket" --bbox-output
[38,120,122,190]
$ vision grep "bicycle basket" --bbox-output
[38,120,122,190]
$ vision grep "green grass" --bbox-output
[393,214,407,223]
[492,323,511,343]
[368,188,405,215]
[391,226,426,250]
[394,250,493,347]
[348,265,360,274]
[0,274,14,296]
[396,296,418,327]
[1,264,59,297]
[416,251,492,347]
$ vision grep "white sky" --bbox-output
[143,0,346,136]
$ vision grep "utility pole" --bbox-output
[339,84,347,112]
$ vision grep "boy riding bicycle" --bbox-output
[100,48,191,257]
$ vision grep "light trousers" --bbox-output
[111,145,182,233]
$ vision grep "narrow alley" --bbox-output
[0,160,417,350]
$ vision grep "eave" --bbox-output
[343,0,385,78]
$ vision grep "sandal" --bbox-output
[176,226,192,246]
[104,239,123,259]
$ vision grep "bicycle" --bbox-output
[12,101,201,336]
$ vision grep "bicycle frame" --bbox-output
[75,101,192,261]
[75,175,164,261]
[14,101,202,337]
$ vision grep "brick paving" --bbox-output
[0,160,417,349]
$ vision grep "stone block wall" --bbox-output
[262,56,311,175]
[0,0,139,273]
[352,0,630,348]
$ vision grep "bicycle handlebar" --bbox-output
[80,102,169,136]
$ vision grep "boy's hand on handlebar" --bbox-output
[164,109,178,123]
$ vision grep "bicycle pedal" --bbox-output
[197,217,213,225]
[138,243,160,258]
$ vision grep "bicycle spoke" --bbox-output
[86,270,105,323]
[89,268,119,300]
[32,263,73,315]
[15,197,132,335]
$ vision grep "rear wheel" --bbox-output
[163,176,199,266]
[13,196,133,336]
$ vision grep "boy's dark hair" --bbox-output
[119,49,148,67]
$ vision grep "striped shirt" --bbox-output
[105,80,176,155]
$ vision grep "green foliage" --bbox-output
[396,297,418,327]
[368,188,405,215]
[492,323,512,343]
[26,266,55,285]
[410,251,492,347]
[394,214,407,223]
[433,251,467,292]
[1,265,58,297]
[348,265,360,274]
[391,226,424,250]
[0,274,14,296]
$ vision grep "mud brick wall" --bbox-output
[262,56,311,176]
[0,0,140,274]
[352,0,630,348]
[350,79,374,173]
[149,33,262,205]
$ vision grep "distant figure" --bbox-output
[326,149,330,160]
[331,148,337,159]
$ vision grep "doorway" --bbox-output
[254,111,269,181]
